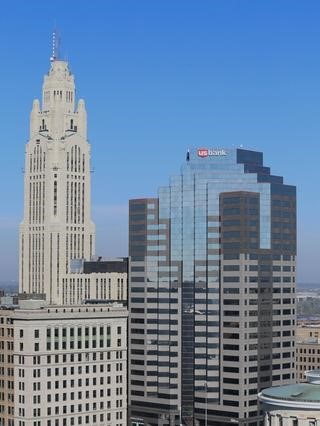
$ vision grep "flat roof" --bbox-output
[261,383,320,403]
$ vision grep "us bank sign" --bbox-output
[197,148,227,158]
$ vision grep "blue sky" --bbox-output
[0,0,319,283]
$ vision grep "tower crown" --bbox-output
[42,60,75,112]
[29,56,86,140]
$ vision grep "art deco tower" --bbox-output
[19,52,95,304]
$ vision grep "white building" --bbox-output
[259,370,320,425]
[61,258,128,305]
[18,44,129,306]
[0,300,128,426]
[19,48,95,304]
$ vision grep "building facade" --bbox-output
[296,325,320,382]
[19,54,95,304]
[128,147,296,426]
[61,258,128,305]
[18,53,129,307]
[0,301,127,426]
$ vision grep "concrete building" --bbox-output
[0,300,128,426]
[61,258,128,305]
[259,370,320,425]
[128,147,296,426]
[296,291,320,302]
[0,295,19,307]
[19,51,95,304]
[296,325,320,382]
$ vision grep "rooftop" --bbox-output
[261,383,320,403]
[259,371,320,407]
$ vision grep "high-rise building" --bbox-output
[128,147,296,426]
[18,50,129,306]
[0,300,128,426]
[14,41,130,426]
[19,53,95,304]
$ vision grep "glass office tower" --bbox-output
[129,148,296,426]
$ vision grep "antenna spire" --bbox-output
[50,30,61,62]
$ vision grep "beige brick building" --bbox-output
[296,324,320,382]
[0,301,127,426]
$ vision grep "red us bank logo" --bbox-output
[197,148,227,158]
[197,148,208,157]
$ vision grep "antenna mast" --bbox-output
[50,30,61,62]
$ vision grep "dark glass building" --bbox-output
[128,148,296,426]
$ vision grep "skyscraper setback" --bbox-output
[18,49,131,309]
[19,55,95,303]
[129,148,296,425]
[5,47,129,426]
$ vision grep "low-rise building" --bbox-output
[296,324,320,382]
[62,258,128,305]
[0,295,19,306]
[20,258,128,306]
[0,300,128,426]
[259,370,320,425]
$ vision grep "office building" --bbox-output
[296,324,320,382]
[0,300,127,426]
[18,47,128,306]
[61,258,128,305]
[13,38,129,426]
[259,370,320,425]
[128,147,296,425]
[19,47,95,304]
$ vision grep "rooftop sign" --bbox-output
[197,148,227,158]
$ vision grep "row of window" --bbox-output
[15,410,125,426]
[16,350,124,367]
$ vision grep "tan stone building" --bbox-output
[19,53,95,305]
[0,300,127,426]
[296,324,320,382]
[18,44,129,307]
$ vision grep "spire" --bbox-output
[50,30,61,62]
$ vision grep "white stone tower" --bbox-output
[19,48,95,304]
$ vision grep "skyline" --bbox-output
[1,0,320,282]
